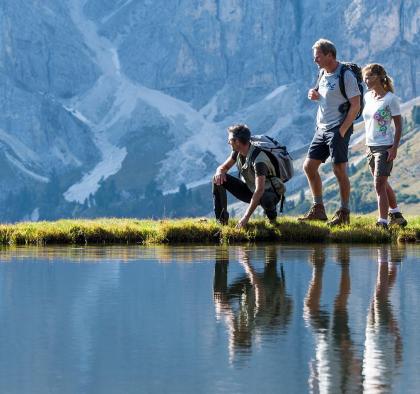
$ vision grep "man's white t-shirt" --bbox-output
[363,91,401,146]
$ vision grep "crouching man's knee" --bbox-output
[212,181,226,194]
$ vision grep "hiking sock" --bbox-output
[377,218,388,225]
[389,207,400,214]
[341,199,350,210]
[313,195,323,205]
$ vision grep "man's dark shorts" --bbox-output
[308,124,353,164]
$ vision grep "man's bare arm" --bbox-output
[213,157,236,185]
[339,95,360,137]
[236,175,265,228]
[387,115,402,161]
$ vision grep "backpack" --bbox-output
[315,62,364,119]
[249,135,294,212]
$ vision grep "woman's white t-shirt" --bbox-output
[362,91,401,146]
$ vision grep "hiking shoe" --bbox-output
[327,208,350,227]
[376,221,389,230]
[389,212,408,228]
[298,204,328,222]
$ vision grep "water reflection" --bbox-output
[302,245,406,393]
[212,243,411,383]
[0,243,417,393]
[213,246,293,363]
[363,246,404,393]
[0,245,221,263]
[304,245,363,392]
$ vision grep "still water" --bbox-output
[0,244,419,394]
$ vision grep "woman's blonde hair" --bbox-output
[362,63,395,93]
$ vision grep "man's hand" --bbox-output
[213,172,227,185]
[237,175,265,229]
[387,145,398,162]
[339,125,348,138]
[236,215,250,229]
[213,158,236,186]
[308,89,320,101]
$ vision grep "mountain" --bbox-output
[0,0,418,220]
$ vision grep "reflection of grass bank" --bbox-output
[0,217,418,245]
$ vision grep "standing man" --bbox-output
[299,39,360,225]
[212,124,284,228]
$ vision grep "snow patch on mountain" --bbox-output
[63,130,127,203]
[0,129,42,166]
[4,153,49,183]
[65,0,229,197]
[63,0,128,202]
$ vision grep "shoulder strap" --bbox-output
[251,146,282,179]
[250,146,262,166]
[339,65,349,100]
[314,69,324,91]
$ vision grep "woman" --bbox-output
[362,64,407,229]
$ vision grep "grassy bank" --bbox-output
[0,216,418,246]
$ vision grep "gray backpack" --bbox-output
[250,135,294,183]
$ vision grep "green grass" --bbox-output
[0,216,418,246]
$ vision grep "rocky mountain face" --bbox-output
[0,0,418,220]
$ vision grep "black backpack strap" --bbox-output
[338,64,364,119]
[279,195,285,213]
[251,146,285,212]
[251,146,279,177]
[314,69,324,91]
[250,146,261,167]
[339,65,350,100]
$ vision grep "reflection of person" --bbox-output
[213,246,293,363]
[304,245,363,392]
[361,64,408,229]
[362,246,404,392]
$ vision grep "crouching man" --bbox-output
[212,124,284,229]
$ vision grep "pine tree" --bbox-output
[412,105,420,125]
[299,189,305,204]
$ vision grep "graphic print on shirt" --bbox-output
[320,75,338,91]
[374,105,392,137]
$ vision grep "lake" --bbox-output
[0,244,419,393]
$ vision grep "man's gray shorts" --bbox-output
[367,145,393,177]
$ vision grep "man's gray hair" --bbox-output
[312,39,337,58]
